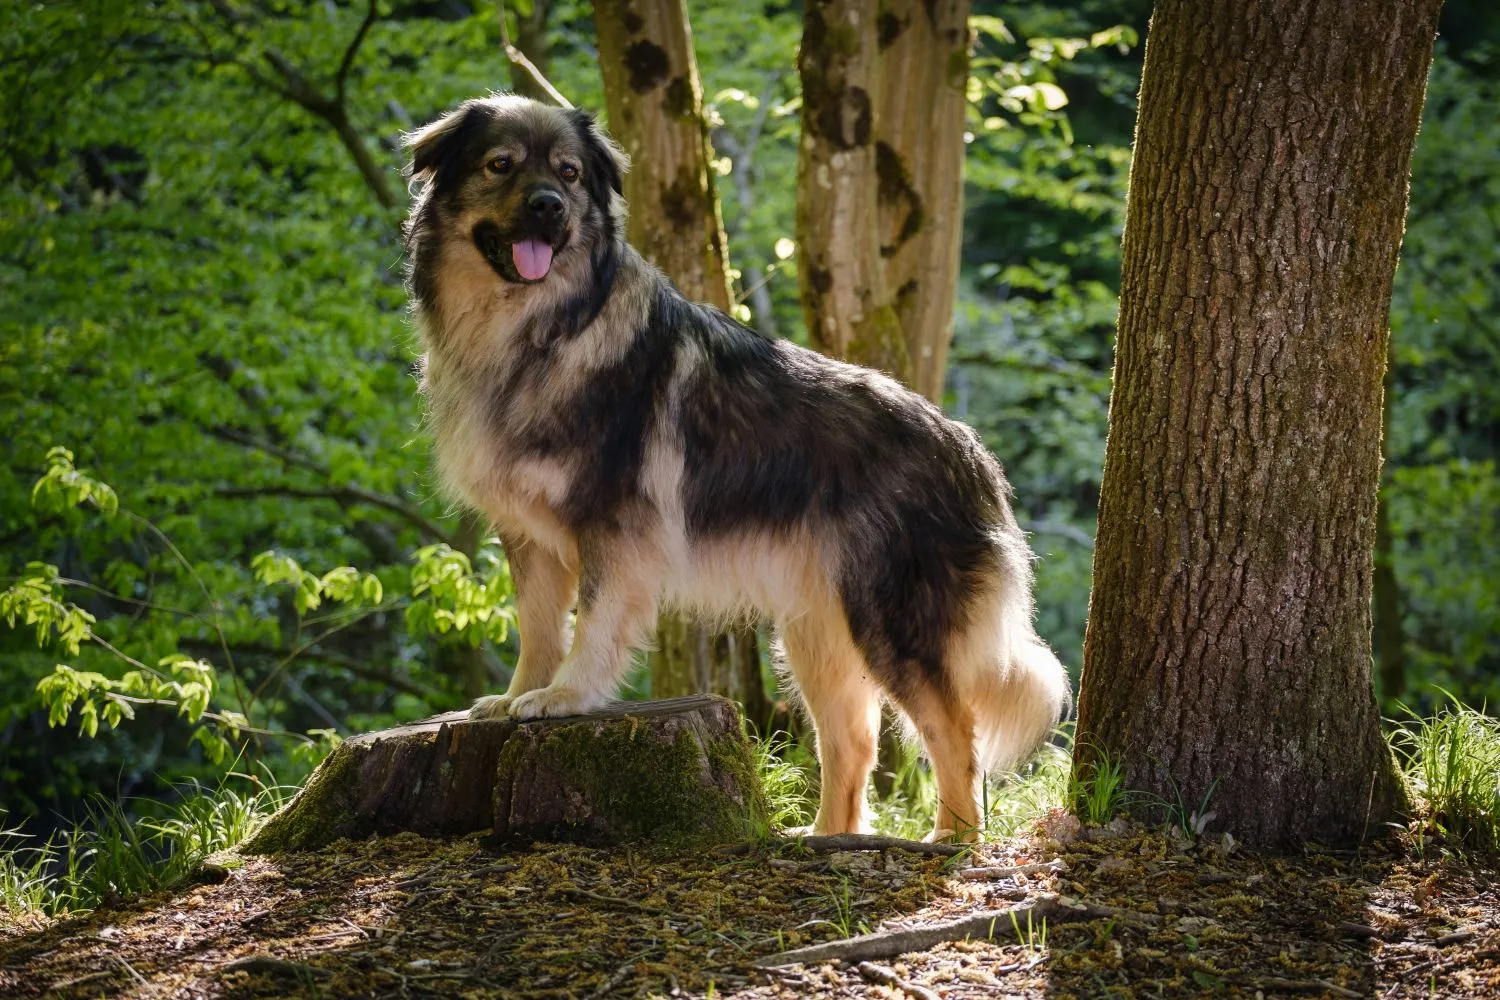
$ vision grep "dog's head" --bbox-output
[404,95,628,286]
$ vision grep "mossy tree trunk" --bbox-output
[594,0,766,725]
[797,0,971,400]
[1075,0,1440,847]
[245,696,767,851]
[797,2,972,780]
[796,0,911,382]
[875,0,970,403]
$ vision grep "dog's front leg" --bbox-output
[470,536,576,721]
[506,532,660,720]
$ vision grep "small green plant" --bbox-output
[0,773,293,919]
[1388,696,1500,854]
[1069,741,1130,825]
[869,736,939,840]
[1010,907,1048,959]
[984,739,1071,837]
[1162,775,1220,841]
[751,732,813,831]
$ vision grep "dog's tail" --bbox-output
[953,565,1072,774]
[974,630,1071,774]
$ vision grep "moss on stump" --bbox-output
[244,695,766,853]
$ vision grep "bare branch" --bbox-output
[214,483,458,549]
[1021,520,1096,550]
[335,0,380,106]
[496,0,571,108]
[756,895,1149,967]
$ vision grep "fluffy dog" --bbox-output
[402,95,1068,839]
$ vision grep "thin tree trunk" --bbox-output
[508,0,552,102]
[1074,0,1437,847]
[594,0,763,711]
[875,0,970,402]
[796,0,910,381]
[434,511,494,699]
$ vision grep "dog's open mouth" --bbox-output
[511,238,553,281]
[473,221,558,284]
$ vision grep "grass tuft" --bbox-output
[1389,697,1500,854]
[750,732,813,831]
[1,773,292,920]
[1068,739,1131,827]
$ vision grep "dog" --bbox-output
[402,94,1069,840]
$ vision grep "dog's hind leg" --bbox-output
[471,536,577,721]
[891,681,981,842]
[781,612,881,835]
[507,532,661,720]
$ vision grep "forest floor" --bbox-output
[1,819,1497,999]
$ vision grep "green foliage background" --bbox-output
[2,0,1497,829]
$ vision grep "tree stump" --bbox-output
[244,695,767,853]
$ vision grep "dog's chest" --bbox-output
[424,361,573,535]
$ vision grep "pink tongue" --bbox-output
[512,239,553,281]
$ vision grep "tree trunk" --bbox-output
[595,0,732,302]
[593,0,764,713]
[796,0,911,381]
[508,0,552,103]
[875,0,970,402]
[797,3,972,777]
[244,695,767,851]
[434,511,494,699]
[1074,0,1438,847]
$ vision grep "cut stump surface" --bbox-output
[244,694,766,852]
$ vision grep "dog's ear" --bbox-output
[404,103,485,187]
[567,109,630,202]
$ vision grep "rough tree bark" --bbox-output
[594,0,767,726]
[1075,0,1440,847]
[797,1,973,779]
[244,696,767,851]
[875,0,971,403]
[796,0,911,382]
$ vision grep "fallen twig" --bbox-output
[715,833,968,858]
[857,961,941,1000]
[1335,921,1382,938]
[222,954,332,979]
[558,886,669,916]
[588,949,653,999]
[755,894,1141,967]
[1256,978,1361,998]
[49,970,116,990]
[1434,926,1481,947]
[958,859,1067,881]
[113,955,149,988]
[393,860,518,891]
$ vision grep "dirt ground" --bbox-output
[2,822,1497,999]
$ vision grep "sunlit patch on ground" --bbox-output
[1,826,1497,998]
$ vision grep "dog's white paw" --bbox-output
[469,694,514,721]
[506,684,600,720]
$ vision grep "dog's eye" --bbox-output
[486,155,512,176]
[558,163,579,183]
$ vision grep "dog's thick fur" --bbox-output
[403,95,1069,839]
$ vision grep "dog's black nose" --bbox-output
[526,188,565,220]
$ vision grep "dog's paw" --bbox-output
[469,694,514,721]
[506,684,601,720]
